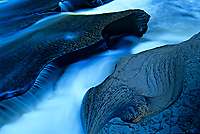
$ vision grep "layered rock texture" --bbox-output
[81,32,200,133]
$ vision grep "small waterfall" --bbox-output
[0,62,64,126]
[0,45,133,134]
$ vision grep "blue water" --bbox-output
[0,0,200,134]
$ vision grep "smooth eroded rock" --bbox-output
[80,32,200,134]
[0,9,150,101]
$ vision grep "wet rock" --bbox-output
[168,116,178,127]
[170,125,184,133]
[159,123,170,133]
[0,9,150,101]
[81,32,200,133]
[153,123,160,130]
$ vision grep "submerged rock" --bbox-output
[0,9,150,101]
[80,32,200,134]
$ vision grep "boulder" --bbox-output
[80,32,200,134]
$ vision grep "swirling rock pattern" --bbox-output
[80,32,200,134]
[0,9,150,101]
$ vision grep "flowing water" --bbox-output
[0,0,200,133]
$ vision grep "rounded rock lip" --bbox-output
[80,32,200,134]
[0,9,150,102]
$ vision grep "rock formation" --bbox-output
[80,32,200,134]
[0,9,150,101]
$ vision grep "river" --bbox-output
[0,0,200,133]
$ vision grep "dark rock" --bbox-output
[160,123,170,133]
[80,32,200,134]
[170,125,184,133]
[0,9,150,101]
